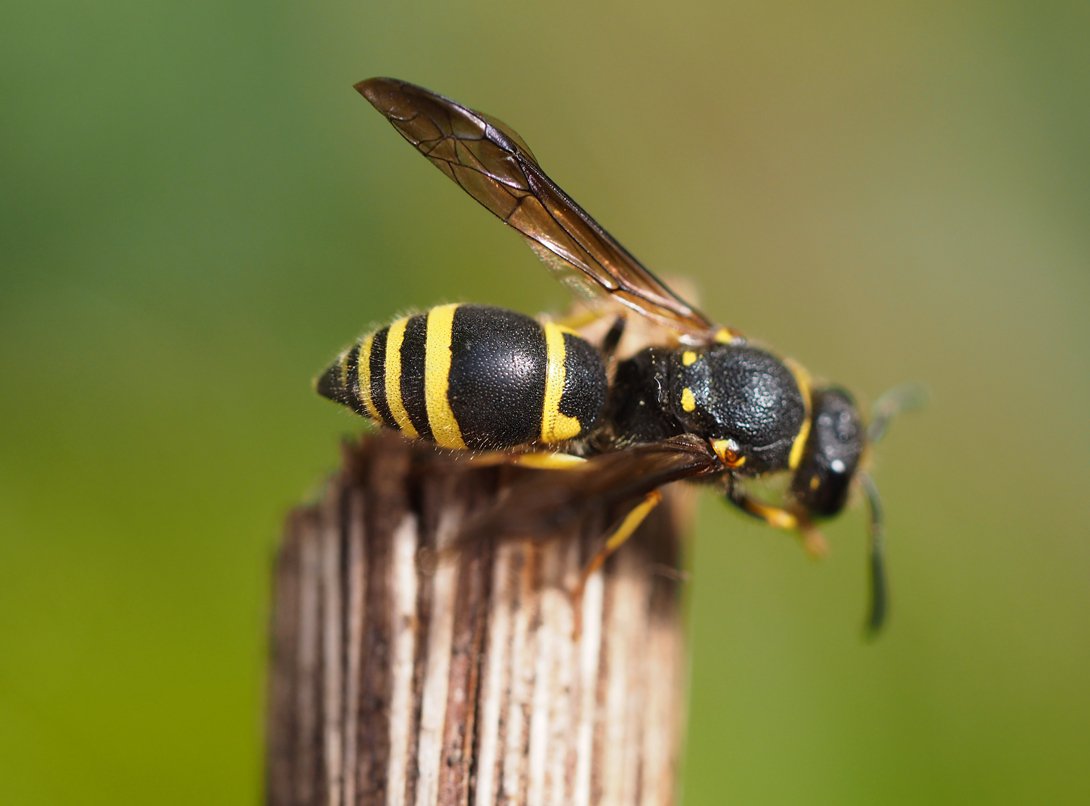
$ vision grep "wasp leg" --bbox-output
[725,479,828,558]
[548,307,610,331]
[546,309,626,360]
[599,315,626,360]
[420,450,591,575]
[570,489,663,637]
[464,451,588,470]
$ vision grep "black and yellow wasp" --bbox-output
[318,77,916,633]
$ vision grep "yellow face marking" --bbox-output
[423,304,467,450]
[681,387,696,412]
[541,322,582,443]
[358,333,382,422]
[682,350,698,366]
[784,358,813,470]
[384,317,419,439]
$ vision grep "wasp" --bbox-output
[318,77,918,634]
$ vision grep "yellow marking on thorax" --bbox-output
[682,350,698,366]
[715,327,742,343]
[785,357,813,470]
[384,317,419,438]
[358,333,382,422]
[681,387,696,412]
[423,304,467,450]
[541,322,582,443]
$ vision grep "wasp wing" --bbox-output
[356,77,717,342]
[453,435,721,546]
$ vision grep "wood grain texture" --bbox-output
[267,430,691,805]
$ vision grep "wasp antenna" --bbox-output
[868,382,928,444]
[860,473,888,638]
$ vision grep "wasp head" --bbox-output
[789,387,866,518]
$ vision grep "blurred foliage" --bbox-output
[2,1,1088,804]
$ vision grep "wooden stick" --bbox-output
[267,430,691,805]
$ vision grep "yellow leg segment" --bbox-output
[545,310,626,360]
[727,485,828,558]
[547,307,610,331]
[464,451,588,470]
[571,490,663,637]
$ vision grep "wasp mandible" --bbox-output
[318,78,918,634]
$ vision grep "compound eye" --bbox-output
[712,438,747,469]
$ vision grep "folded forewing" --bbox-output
[357,77,716,342]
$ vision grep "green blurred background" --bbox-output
[3,1,1087,803]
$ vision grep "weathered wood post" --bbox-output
[267,430,690,804]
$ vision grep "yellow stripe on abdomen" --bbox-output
[423,304,467,450]
[384,317,419,438]
[541,322,582,443]
[358,333,382,422]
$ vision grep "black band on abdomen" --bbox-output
[447,305,546,449]
[367,327,397,429]
[399,313,433,441]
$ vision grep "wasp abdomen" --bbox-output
[317,304,606,450]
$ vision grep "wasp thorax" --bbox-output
[672,344,806,474]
